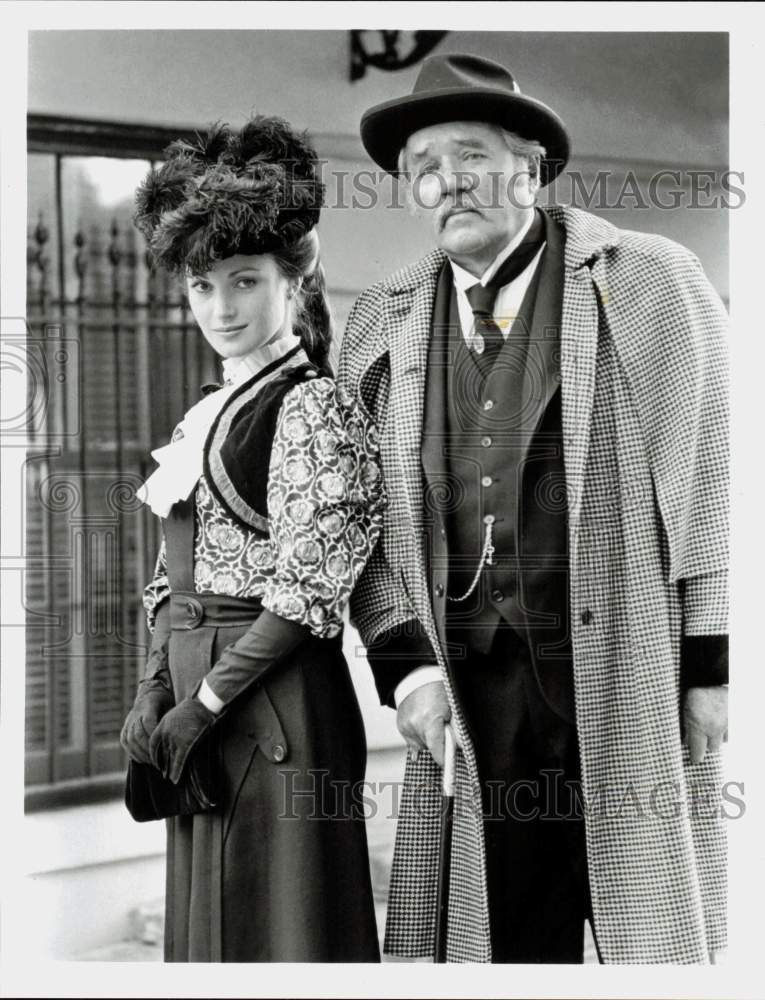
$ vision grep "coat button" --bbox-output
[272,744,286,762]
[481,436,492,448]
[580,608,594,626]
[435,584,445,598]
[483,514,495,525]
[481,476,493,488]
[491,589,505,603]
[483,399,494,411]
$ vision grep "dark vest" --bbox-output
[422,210,575,721]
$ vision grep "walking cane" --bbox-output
[434,723,457,963]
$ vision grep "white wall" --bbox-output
[27,30,727,164]
[28,30,730,300]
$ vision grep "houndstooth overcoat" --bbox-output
[337,205,729,964]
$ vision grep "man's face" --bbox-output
[403,121,538,274]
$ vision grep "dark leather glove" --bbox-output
[149,696,217,784]
[120,678,174,764]
[203,609,309,706]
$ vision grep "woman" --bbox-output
[120,117,383,963]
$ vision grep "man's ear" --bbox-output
[528,157,543,200]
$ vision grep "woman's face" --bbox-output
[186,253,294,359]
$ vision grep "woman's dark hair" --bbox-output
[271,228,335,377]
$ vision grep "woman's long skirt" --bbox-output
[164,604,379,962]
[161,501,380,962]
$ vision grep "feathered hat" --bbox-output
[134,116,324,274]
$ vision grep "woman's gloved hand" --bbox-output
[120,679,175,764]
[149,697,217,784]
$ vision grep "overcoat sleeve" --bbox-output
[350,546,440,708]
[604,240,729,686]
[338,289,439,707]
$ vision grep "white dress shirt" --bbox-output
[450,210,545,348]
[393,221,546,710]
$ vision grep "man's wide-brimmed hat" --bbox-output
[360,53,570,186]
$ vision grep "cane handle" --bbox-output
[442,723,457,797]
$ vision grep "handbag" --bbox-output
[124,735,218,823]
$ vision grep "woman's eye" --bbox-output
[189,280,210,293]
[462,151,486,162]
[235,278,257,289]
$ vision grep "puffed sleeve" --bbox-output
[261,377,386,638]
[142,537,171,634]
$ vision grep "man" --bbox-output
[338,54,728,964]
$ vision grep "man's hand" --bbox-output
[682,686,728,764]
[397,680,451,767]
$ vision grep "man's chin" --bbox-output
[438,230,493,262]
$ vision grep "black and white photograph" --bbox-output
[0,3,762,997]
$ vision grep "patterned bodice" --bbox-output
[143,377,384,640]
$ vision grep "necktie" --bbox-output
[465,211,545,376]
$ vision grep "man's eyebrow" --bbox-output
[408,137,492,160]
[453,136,492,149]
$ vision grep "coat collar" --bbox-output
[546,205,621,270]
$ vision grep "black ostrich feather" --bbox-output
[165,121,232,165]
[134,116,324,273]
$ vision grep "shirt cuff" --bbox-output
[197,677,226,715]
[394,666,443,708]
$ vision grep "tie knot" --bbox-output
[464,211,546,320]
[465,281,497,318]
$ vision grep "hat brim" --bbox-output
[360,88,570,186]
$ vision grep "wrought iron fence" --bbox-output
[25,198,217,805]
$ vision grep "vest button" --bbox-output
[272,744,286,763]
[435,583,445,598]
[483,399,494,411]
[481,436,492,448]
[580,608,594,626]
[481,476,493,488]
[491,589,505,603]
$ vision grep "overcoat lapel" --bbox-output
[518,211,565,451]
[554,206,618,572]
[383,263,443,631]
[559,269,598,572]
[420,261,452,489]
